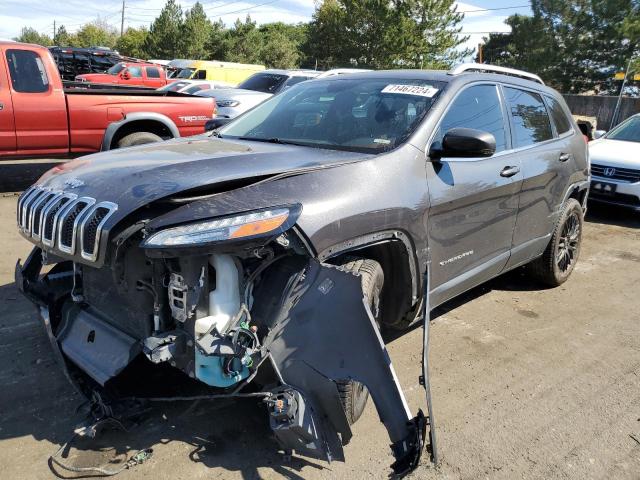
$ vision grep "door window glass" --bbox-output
[504,87,553,147]
[6,49,49,93]
[194,69,207,79]
[127,66,143,78]
[434,84,507,153]
[146,67,161,78]
[545,95,572,135]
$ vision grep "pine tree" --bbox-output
[181,2,213,59]
[144,0,184,58]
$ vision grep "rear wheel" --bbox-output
[116,131,163,149]
[529,198,583,286]
[334,258,384,424]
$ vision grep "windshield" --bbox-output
[607,116,640,143]
[106,63,126,75]
[238,73,288,93]
[176,68,196,79]
[219,78,445,154]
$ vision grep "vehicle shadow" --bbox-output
[0,160,65,193]
[0,282,327,479]
[585,202,640,229]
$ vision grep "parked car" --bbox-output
[75,61,173,88]
[0,43,216,157]
[197,69,321,118]
[16,64,588,476]
[157,79,235,95]
[588,114,640,210]
[168,59,265,84]
[49,46,134,81]
[315,68,372,78]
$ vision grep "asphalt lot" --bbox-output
[0,166,639,479]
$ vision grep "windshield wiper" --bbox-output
[237,137,300,146]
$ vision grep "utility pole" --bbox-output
[53,20,56,43]
[120,0,125,37]
[477,43,483,64]
[611,56,633,128]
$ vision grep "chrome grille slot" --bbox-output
[30,191,58,239]
[20,188,46,232]
[17,186,36,228]
[42,193,77,247]
[80,202,118,262]
[57,197,95,254]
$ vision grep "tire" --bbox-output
[529,198,583,287]
[116,131,163,149]
[334,258,384,425]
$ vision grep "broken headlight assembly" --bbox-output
[142,207,298,248]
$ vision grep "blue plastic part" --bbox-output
[195,350,249,387]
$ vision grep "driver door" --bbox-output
[426,83,522,306]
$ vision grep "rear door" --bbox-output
[501,87,572,268]
[5,48,68,155]
[143,66,164,88]
[0,50,17,153]
[426,83,522,305]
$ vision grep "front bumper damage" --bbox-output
[17,247,436,476]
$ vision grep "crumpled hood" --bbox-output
[36,136,370,223]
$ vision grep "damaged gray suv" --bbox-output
[16,64,588,475]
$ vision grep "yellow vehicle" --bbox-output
[169,59,265,85]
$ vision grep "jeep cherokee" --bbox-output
[16,64,589,475]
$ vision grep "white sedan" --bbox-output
[589,114,640,211]
[157,79,235,95]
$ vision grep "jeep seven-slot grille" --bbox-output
[17,186,118,263]
[591,164,640,183]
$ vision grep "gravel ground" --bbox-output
[0,187,638,480]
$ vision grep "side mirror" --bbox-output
[205,117,232,132]
[593,130,606,140]
[121,71,130,80]
[430,128,496,160]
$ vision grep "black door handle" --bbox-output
[559,153,570,162]
[500,166,520,178]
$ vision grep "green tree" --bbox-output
[53,25,75,46]
[115,27,149,58]
[303,0,349,69]
[258,23,306,68]
[181,2,213,58]
[14,27,52,46]
[204,19,228,60]
[75,20,118,48]
[403,0,471,68]
[305,0,469,69]
[222,16,264,64]
[481,0,639,93]
[145,0,184,58]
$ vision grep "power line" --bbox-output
[458,3,531,14]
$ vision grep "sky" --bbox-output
[0,0,533,56]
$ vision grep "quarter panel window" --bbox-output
[6,49,50,93]
[434,84,507,153]
[545,95,572,135]
[504,87,553,147]
[147,67,161,78]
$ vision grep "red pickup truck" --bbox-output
[75,62,172,88]
[0,43,216,158]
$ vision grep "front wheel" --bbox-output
[529,198,583,287]
[334,258,384,424]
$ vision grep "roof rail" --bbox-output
[449,63,545,85]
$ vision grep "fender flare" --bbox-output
[562,179,591,209]
[101,112,180,151]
